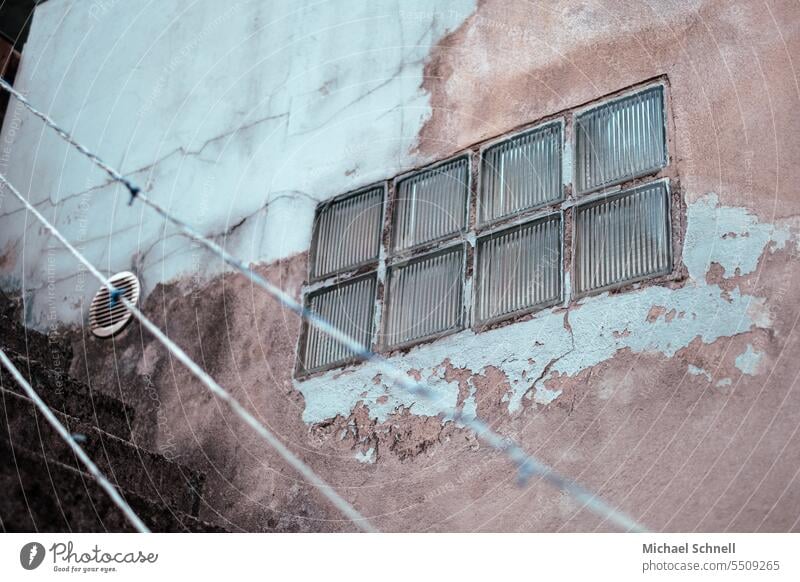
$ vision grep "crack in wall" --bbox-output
[295,193,795,425]
[0,111,292,220]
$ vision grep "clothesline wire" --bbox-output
[0,171,376,533]
[0,348,151,532]
[0,77,645,532]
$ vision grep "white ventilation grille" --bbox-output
[575,86,666,193]
[310,186,384,279]
[89,271,141,338]
[384,246,464,348]
[300,274,376,374]
[475,213,562,324]
[574,182,671,295]
[392,157,469,252]
[479,122,562,224]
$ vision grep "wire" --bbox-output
[0,172,377,533]
[0,78,139,202]
[0,348,150,533]
[0,79,646,532]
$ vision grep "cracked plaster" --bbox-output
[295,193,794,423]
[0,0,478,328]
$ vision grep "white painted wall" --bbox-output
[0,0,476,326]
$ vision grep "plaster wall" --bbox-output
[2,0,800,532]
[0,0,476,325]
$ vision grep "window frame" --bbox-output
[381,242,468,352]
[307,183,387,283]
[389,154,472,259]
[296,76,681,379]
[572,83,669,196]
[473,210,565,329]
[296,270,379,377]
[477,119,565,228]
[569,179,673,300]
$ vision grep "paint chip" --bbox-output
[735,344,763,376]
[687,364,712,382]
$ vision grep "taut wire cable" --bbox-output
[0,348,150,532]
[0,172,376,533]
[0,78,645,532]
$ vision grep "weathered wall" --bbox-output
[3,0,800,531]
[0,0,476,325]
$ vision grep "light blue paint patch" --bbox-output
[294,194,787,424]
[683,193,792,280]
[716,378,733,387]
[461,379,478,420]
[299,358,463,424]
[533,386,562,404]
[735,344,763,375]
[354,447,375,464]
[297,311,571,422]
[687,365,713,382]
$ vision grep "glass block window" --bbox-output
[299,274,377,374]
[574,182,671,295]
[392,157,469,252]
[298,81,676,377]
[475,214,562,324]
[479,122,562,224]
[384,246,464,348]
[310,185,384,279]
[575,86,666,193]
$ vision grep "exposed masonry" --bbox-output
[294,193,797,442]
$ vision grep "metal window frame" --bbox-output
[477,119,565,228]
[308,183,386,283]
[573,82,668,196]
[381,242,467,352]
[390,154,472,257]
[570,179,673,300]
[473,211,564,329]
[295,270,379,378]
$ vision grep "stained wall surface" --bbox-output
[1,0,799,532]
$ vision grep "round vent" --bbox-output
[89,271,140,338]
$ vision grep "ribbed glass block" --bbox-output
[574,182,671,295]
[311,186,384,279]
[384,246,464,347]
[301,274,376,373]
[575,86,666,193]
[475,214,562,323]
[393,157,469,252]
[480,122,562,224]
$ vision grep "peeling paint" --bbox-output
[531,384,562,405]
[461,378,478,419]
[735,344,763,376]
[1,0,797,535]
[295,192,789,424]
[683,193,793,281]
[687,364,713,382]
[353,447,376,464]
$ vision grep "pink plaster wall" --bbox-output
[70,0,800,532]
